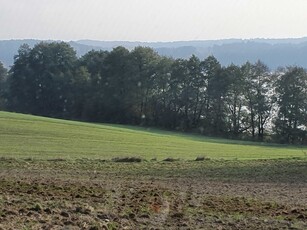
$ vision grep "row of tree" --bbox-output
[0,42,306,144]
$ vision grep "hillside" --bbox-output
[1,38,307,69]
[1,111,307,229]
[0,40,102,68]
[0,111,306,160]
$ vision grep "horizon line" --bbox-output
[1,36,307,43]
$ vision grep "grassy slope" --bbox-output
[0,111,307,160]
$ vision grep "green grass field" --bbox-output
[1,111,307,229]
[1,111,307,160]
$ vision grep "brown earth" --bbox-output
[0,158,306,229]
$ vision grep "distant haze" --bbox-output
[1,38,307,70]
[1,0,307,41]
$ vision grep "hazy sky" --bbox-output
[1,0,307,41]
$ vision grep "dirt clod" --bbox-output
[60,211,70,218]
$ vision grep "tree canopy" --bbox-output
[2,42,307,144]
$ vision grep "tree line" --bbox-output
[0,42,306,144]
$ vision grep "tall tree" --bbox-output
[187,55,206,128]
[0,61,8,109]
[168,58,190,130]
[202,56,228,135]
[148,56,174,127]
[274,66,307,144]
[67,66,90,119]
[8,42,77,117]
[78,50,109,121]
[130,47,160,124]
[8,44,32,112]
[225,64,249,137]
[103,46,136,123]
[243,61,274,140]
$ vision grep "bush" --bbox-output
[112,157,142,163]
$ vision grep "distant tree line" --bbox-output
[0,42,307,144]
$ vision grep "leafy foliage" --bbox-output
[0,61,7,109]
[2,42,307,144]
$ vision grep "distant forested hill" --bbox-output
[1,38,307,69]
[0,40,102,68]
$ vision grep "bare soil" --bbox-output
[0,158,306,229]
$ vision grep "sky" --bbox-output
[1,0,307,42]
